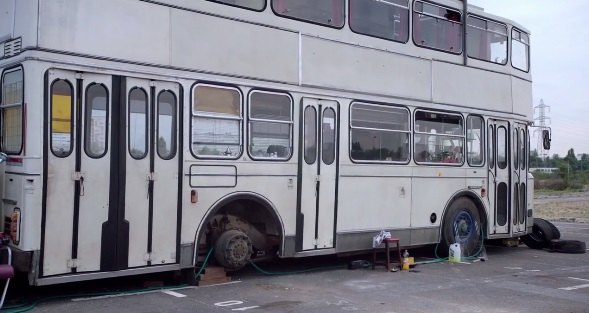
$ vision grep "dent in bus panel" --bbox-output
[466,15,508,65]
[272,0,345,28]
[350,103,409,163]
[413,1,462,54]
[192,85,242,158]
[349,0,409,43]
[84,84,108,158]
[50,79,74,157]
[1,67,24,154]
[248,91,293,160]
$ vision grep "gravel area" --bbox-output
[534,189,589,222]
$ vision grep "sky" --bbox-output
[468,0,589,157]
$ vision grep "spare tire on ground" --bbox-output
[550,239,586,254]
[521,218,554,249]
[542,218,561,240]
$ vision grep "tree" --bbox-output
[563,148,578,171]
[529,149,541,168]
[580,153,589,171]
[158,137,168,155]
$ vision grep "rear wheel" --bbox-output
[214,229,253,269]
[441,197,482,257]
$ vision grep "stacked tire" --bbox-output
[521,218,586,254]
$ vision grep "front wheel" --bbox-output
[441,197,483,257]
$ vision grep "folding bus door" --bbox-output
[512,123,527,235]
[298,98,339,251]
[488,120,510,235]
[43,70,112,275]
[125,78,180,267]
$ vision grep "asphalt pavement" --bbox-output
[5,221,589,313]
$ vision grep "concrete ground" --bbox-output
[5,221,588,313]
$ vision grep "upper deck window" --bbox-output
[192,84,242,159]
[350,102,410,163]
[467,15,508,64]
[207,0,266,11]
[350,0,409,43]
[1,67,24,154]
[414,110,464,165]
[512,28,530,72]
[413,1,462,54]
[272,0,345,28]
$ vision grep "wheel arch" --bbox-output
[438,190,489,241]
[192,191,285,263]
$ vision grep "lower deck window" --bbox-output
[414,110,464,164]
[350,102,410,163]
[192,84,242,158]
[248,91,293,160]
[1,68,24,154]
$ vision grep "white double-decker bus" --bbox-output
[0,0,539,285]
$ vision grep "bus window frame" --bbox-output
[83,83,110,159]
[511,27,530,73]
[49,79,75,158]
[466,14,508,65]
[0,65,25,155]
[271,0,346,29]
[206,0,267,12]
[190,82,244,160]
[156,89,178,161]
[466,115,484,167]
[128,87,149,160]
[247,89,294,162]
[412,0,463,55]
[413,109,465,166]
[349,0,410,44]
[349,101,411,165]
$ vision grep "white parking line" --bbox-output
[568,277,589,282]
[558,277,589,291]
[559,284,589,291]
[72,286,196,302]
[161,290,187,298]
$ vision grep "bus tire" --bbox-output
[214,229,253,270]
[550,239,586,254]
[441,197,482,258]
[521,218,554,249]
